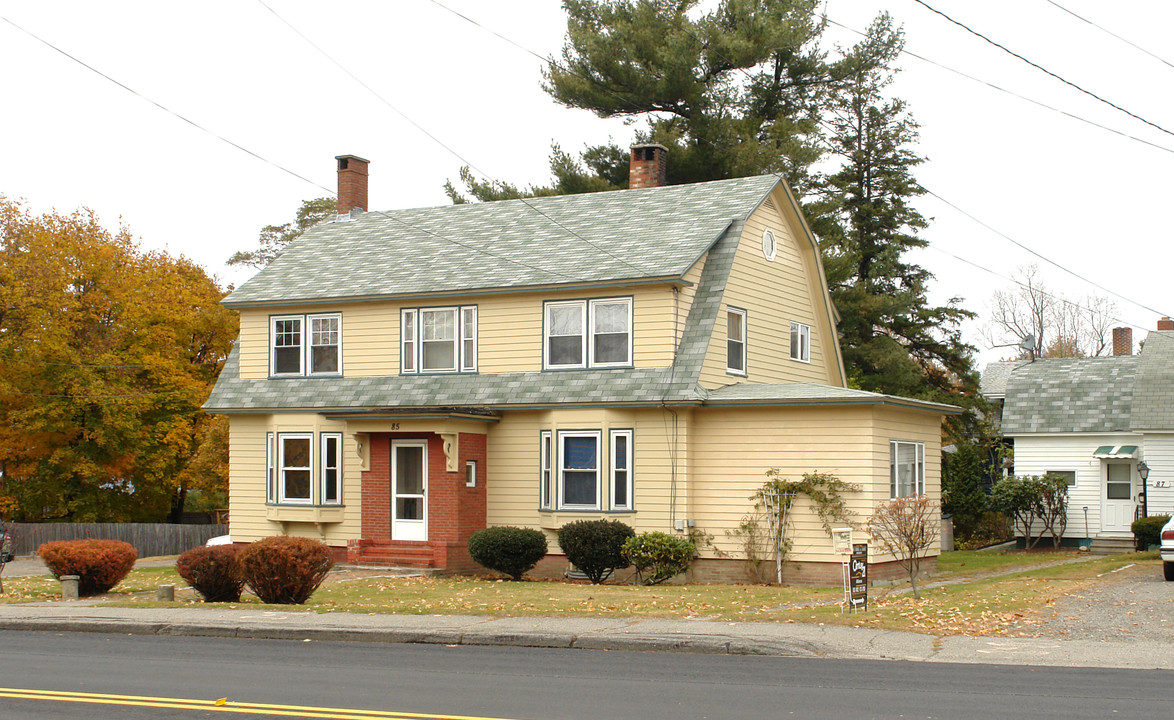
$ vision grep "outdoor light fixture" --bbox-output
[1138,461,1151,518]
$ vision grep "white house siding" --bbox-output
[1010,432,1144,538]
[1141,433,1174,518]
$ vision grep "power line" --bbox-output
[910,0,1174,139]
[256,0,655,279]
[1043,0,1174,71]
[916,184,1171,319]
[0,15,334,196]
[822,16,1174,156]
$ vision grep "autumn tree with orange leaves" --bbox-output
[0,197,237,522]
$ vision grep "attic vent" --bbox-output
[762,197,777,212]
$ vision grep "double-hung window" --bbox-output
[559,431,602,509]
[267,432,343,505]
[790,322,810,363]
[890,440,925,498]
[727,308,746,375]
[539,431,553,510]
[609,429,633,511]
[401,306,477,373]
[544,298,632,369]
[270,313,342,376]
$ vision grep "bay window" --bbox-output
[267,431,343,506]
[539,429,635,511]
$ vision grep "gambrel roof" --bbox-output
[224,174,781,307]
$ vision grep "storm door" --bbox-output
[1101,461,1135,533]
[391,440,427,541]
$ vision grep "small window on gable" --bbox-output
[762,228,777,261]
[270,313,342,377]
[790,321,810,363]
[401,306,477,374]
[727,308,746,376]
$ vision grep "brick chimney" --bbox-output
[629,143,667,189]
[1159,317,1174,331]
[1112,327,1132,356]
[336,154,369,215]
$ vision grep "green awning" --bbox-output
[1093,445,1139,458]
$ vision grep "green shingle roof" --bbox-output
[1000,356,1138,434]
[1130,331,1174,430]
[224,175,781,306]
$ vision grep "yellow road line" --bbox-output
[0,688,532,720]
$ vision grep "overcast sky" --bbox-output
[2,1,1172,367]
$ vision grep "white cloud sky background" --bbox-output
[2,0,1172,368]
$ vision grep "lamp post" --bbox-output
[1137,461,1150,518]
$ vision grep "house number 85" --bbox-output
[389,423,400,431]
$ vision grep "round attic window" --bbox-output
[762,229,777,261]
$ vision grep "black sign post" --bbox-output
[849,543,868,612]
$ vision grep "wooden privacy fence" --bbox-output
[7,523,229,558]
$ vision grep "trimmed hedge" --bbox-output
[1132,514,1171,551]
[468,526,548,580]
[622,532,695,585]
[176,545,245,602]
[239,536,334,605]
[37,539,138,596]
[557,519,634,584]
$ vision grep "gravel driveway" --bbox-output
[1035,561,1174,642]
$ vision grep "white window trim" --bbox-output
[557,430,602,511]
[461,306,478,372]
[790,321,811,363]
[401,305,478,374]
[466,459,477,488]
[539,431,553,509]
[1046,469,1078,487]
[544,298,633,370]
[270,313,342,377]
[320,432,343,505]
[609,429,633,511]
[762,228,777,261]
[265,432,276,504]
[544,300,587,369]
[588,298,633,368]
[890,440,925,499]
[278,432,314,505]
[727,307,747,376]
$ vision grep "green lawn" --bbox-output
[0,550,1153,637]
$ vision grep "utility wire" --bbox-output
[441,0,1173,323]
[911,0,1174,139]
[256,0,655,279]
[1043,0,1174,71]
[823,16,1174,156]
[0,15,333,196]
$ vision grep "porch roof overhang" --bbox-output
[1092,444,1139,459]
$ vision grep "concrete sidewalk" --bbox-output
[0,601,1168,670]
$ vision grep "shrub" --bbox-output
[557,519,634,584]
[622,532,695,585]
[37,539,138,596]
[467,526,548,580]
[1132,515,1171,551]
[176,545,245,602]
[239,536,335,604]
[868,495,940,599]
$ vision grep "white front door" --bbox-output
[392,440,427,541]
[1101,461,1136,533]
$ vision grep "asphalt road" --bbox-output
[0,631,1168,720]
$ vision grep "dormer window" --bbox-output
[544,297,632,370]
[270,313,342,377]
[401,305,477,374]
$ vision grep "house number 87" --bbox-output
[1154,480,1168,488]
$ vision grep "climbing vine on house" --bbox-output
[727,470,860,584]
